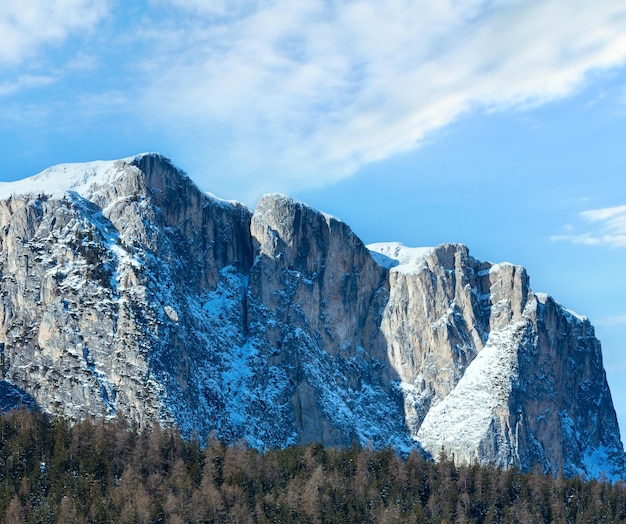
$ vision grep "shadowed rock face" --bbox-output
[0,153,623,478]
[0,155,254,430]
[248,194,402,447]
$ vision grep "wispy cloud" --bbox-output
[551,205,626,248]
[134,0,626,197]
[2,0,626,199]
[0,75,57,97]
[0,1,107,65]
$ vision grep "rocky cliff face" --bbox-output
[0,154,623,478]
[373,243,621,477]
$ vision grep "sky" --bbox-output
[1,1,626,441]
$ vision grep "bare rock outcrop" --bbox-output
[0,154,622,478]
[248,194,406,447]
[369,241,622,476]
[0,154,253,431]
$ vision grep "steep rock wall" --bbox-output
[248,194,407,447]
[0,154,622,477]
[0,155,253,432]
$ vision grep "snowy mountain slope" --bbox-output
[0,158,134,201]
[0,154,253,433]
[0,153,623,478]
[417,319,525,467]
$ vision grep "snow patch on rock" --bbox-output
[368,242,434,273]
[416,322,523,464]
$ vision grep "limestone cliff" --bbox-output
[0,155,252,431]
[0,154,622,478]
[370,243,622,477]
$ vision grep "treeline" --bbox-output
[0,409,625,523]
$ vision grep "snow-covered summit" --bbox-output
[0,153,165,201]
[367,242,434,273]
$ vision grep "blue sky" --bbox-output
[1,1,626,439]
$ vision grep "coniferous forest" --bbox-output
[0,409,625,523]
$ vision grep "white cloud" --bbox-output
[133,0,626,197]
[582,205,626,222]
[0,0,107,65]
[163,0,256,16]
[551,205,626,248]
[2,0,626,199]
[0,75,56,97]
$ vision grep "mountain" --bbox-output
[0,153,623,478]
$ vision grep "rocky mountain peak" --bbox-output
[0,154,623,479]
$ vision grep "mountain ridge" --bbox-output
[0,153,623,478]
